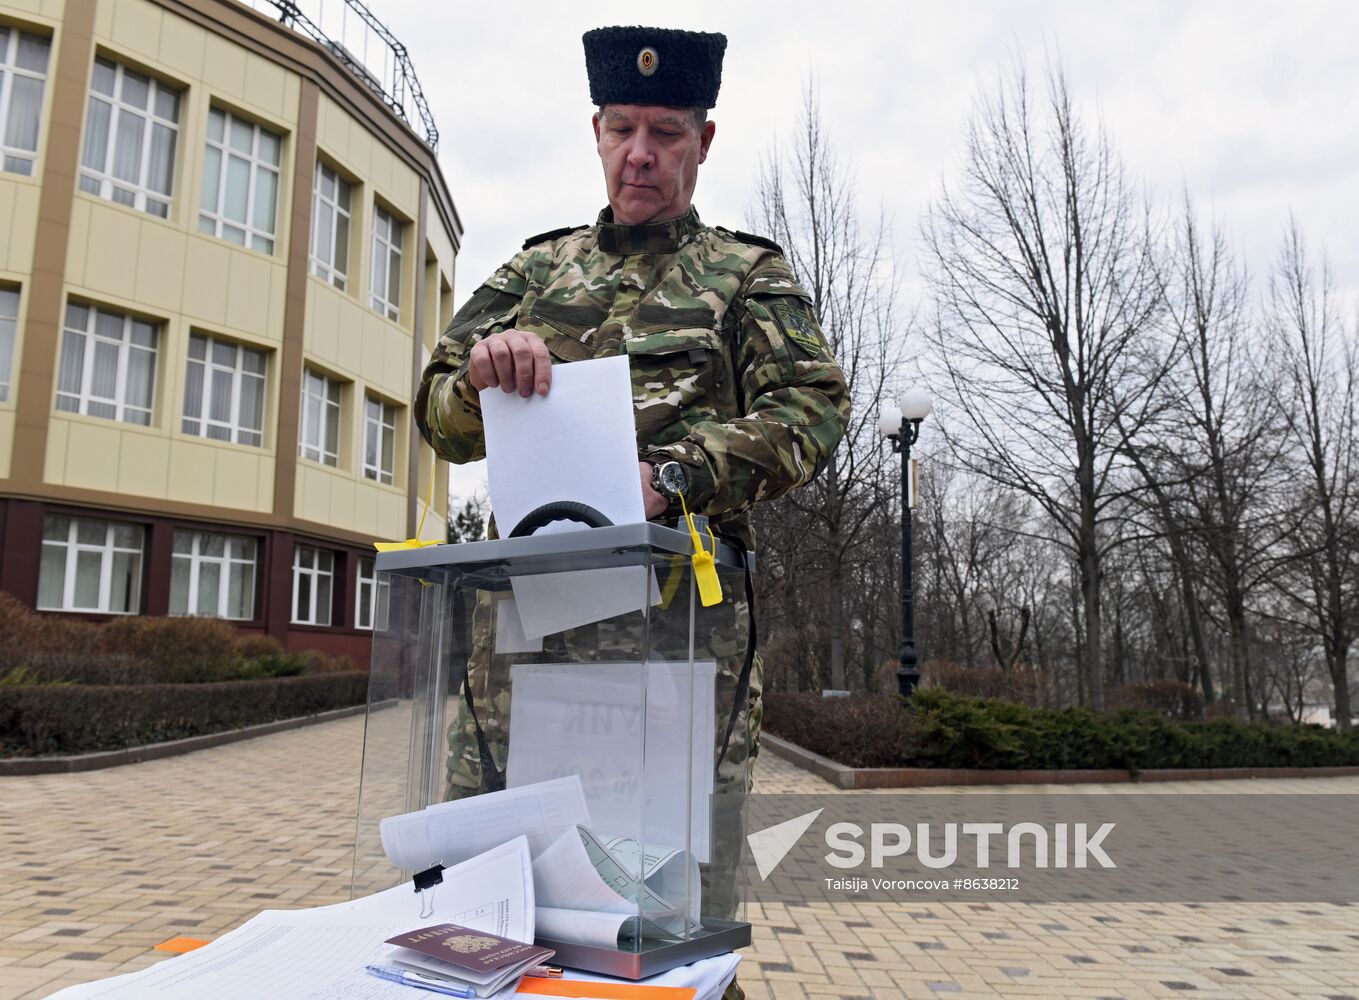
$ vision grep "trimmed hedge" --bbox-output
[763,688,1359,772]
[0,672,369,756]
[0,594,354,684]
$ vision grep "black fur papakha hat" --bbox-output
[583,26,727,110]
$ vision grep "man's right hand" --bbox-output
[466,330,552,397]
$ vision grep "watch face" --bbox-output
[659,462,689,497]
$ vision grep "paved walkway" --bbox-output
[2,717,1357,999]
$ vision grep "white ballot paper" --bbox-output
[481,354,643,537]
[481,355,658,639]
[380,775,591,873]
[506,661,716,862]
[533,825,701,948]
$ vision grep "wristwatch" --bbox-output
[650,460,690,509]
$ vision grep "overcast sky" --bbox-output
[367,1,1359,506]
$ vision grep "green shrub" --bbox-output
[0,672,370,756]
[762,689,1359,772]
[227,651,311,680]
[96,616,240,682]
[0,595,353,683]
[14,651,150,686]
[233,634,285,659]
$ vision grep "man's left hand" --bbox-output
[639,462,668,520]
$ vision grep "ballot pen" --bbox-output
[364,964,476,997]
[527,964,564,978]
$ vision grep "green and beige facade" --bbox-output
[0,0,460,660]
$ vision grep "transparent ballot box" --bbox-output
[352,523,754,978]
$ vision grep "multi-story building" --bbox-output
[0,0,461,662]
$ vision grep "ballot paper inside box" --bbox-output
[352,524,753,979]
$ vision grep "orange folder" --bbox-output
[154,936,211,954]
[515,978,697,999]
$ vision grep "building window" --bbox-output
[0,286,16,402]
[56,302,158,425]
[370,205,403,321]
[182,333,266,446]
[0,25,50,176]
[170,530,256,619]
[79,56,180,218]
[198,107,282,254]
[292,544,333,625]
[299,369,342,466]
[37,515,143,613]
[356,556,390,631]
[362,395,397,485]
[310,160,351,290]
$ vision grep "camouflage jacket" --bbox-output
[416,206,849,548]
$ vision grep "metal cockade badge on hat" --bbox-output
[637,46,659,76]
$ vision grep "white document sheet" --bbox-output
[510,524,663,640]
[481,354,644,537]
[494,596,545,654]
[534,906,635,950]
[505,662,716,862]
[532,828,636,915]
[45,838,537,1000]
[46,915,737,1000]
[481,354,657,639]
[380,776,591,873]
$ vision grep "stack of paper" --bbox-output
[44,832,739,999]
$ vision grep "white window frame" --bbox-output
[170,530,257,620]
[79,56,180,218]
[355,556,390,631]
[309,160,352,290]
[362,394,397,485]
[0,285,17,402]
[291,544,334,626]
[37,515,143,614]
[198,106,283,254]
[182,333,267,446]
[0,25,50,176]
[299,368,342,466]
[55,303,159,425]
[370,204,403,321]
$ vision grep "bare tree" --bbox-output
[921,57,1166,708]
[1268,220,1359,728]
[1161,199,1292,715]
[749,85,908,691]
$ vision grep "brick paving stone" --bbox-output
[3,717,1359,999]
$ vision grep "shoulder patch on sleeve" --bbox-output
[714,226,784,255]
[772,298,827,358]
[521,224,588,251]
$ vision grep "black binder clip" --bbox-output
[413,863,444,919]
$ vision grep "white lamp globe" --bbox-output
[878,410,902,437]
[899,388,933,421]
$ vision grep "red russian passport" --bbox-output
[384,923,555,997]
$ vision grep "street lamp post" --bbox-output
[879,389,932,701]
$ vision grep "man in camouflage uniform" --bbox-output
[415,26,847,990]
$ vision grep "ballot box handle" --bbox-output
[508,501,614,537]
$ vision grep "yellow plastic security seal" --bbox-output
[374,457,446,552]
[678,493,722,607]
